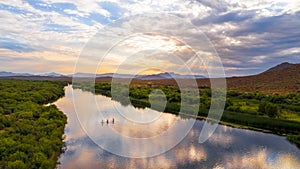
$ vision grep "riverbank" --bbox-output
[180,111,300,148]
[0,80,67,169]
[126,96,300,148]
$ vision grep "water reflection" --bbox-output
[72,85,196,157]
[55,86,300,169]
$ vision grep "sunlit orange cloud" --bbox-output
[1,49,77,62]
[56,65,75,74]
[1,48,77,74]
[96,67,115,74]
[18,61,75,74]
[32,65,52,71]
[137,69,163,75]
[97,66,163,75]
[1,33,221,75]
[95,53,177,75]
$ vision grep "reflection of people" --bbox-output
[101,120,104,126]
[112,118,114,124]
[106,119,109,124]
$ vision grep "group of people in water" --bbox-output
[101,118,114,125]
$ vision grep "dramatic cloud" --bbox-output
[0,0,299,76]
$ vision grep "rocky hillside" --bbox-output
[226,62,300,95]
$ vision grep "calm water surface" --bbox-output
[54,86,300,169]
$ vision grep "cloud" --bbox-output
[0,0,299,76]
[0,38,37,52]
[190,1,300,75]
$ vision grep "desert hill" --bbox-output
[225,62,300,94]
[123,62,300,95]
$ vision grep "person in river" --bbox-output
[106,119,109,124]
[112,118,114,124]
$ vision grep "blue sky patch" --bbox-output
[89,12,110,25]
[99,1,123,20]
[0,4,33,15]
[0,38,36,52]
[43,23,72,32]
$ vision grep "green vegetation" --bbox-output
[287,135,300,148]
[0,80,67,169]
[74,82,300,148]
[258,102,279,118]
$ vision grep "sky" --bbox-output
[0,0,299,76]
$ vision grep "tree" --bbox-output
[265,103,279,118]
[7,160,26,169]
[0,80,67,168]
[258,102,279,118]
[225,98,233,109]
[32,152,47,168]
[258,102,267,114]
[0,107,3,114]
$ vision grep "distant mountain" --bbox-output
[0,71,66,77]
[0,71,33,77]
[2,62,298,95]
[136,72,206,80]
[0,71,17,76]
[72,72,206,80]
[92,62,299,95]
[0,71,206,79]
[71,72,93,78]
[40,72,65,77]
[72,73,133,78]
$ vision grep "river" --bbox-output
[54,85,300,169]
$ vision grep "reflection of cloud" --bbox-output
[217,149,300,169]
[56,87,300,168]
[175,144,207,163]
[54,88,87,140]
[111,108,177,138]
[208,132,234,148]
[61,150,102,169]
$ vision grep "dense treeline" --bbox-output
[74,82,300,148]
[0,80,67,169]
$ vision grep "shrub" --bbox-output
[259,102,279,118]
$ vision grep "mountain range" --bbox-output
[1,62,299,95]
[0,71,64,77]
[0,71,206,80]
[96,62,300,95]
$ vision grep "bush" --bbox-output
[0,80,67,169]
[259,102,279,118]
[8,160,26,169]
[287,135,300,148]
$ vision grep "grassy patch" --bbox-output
[287,135,300,149]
